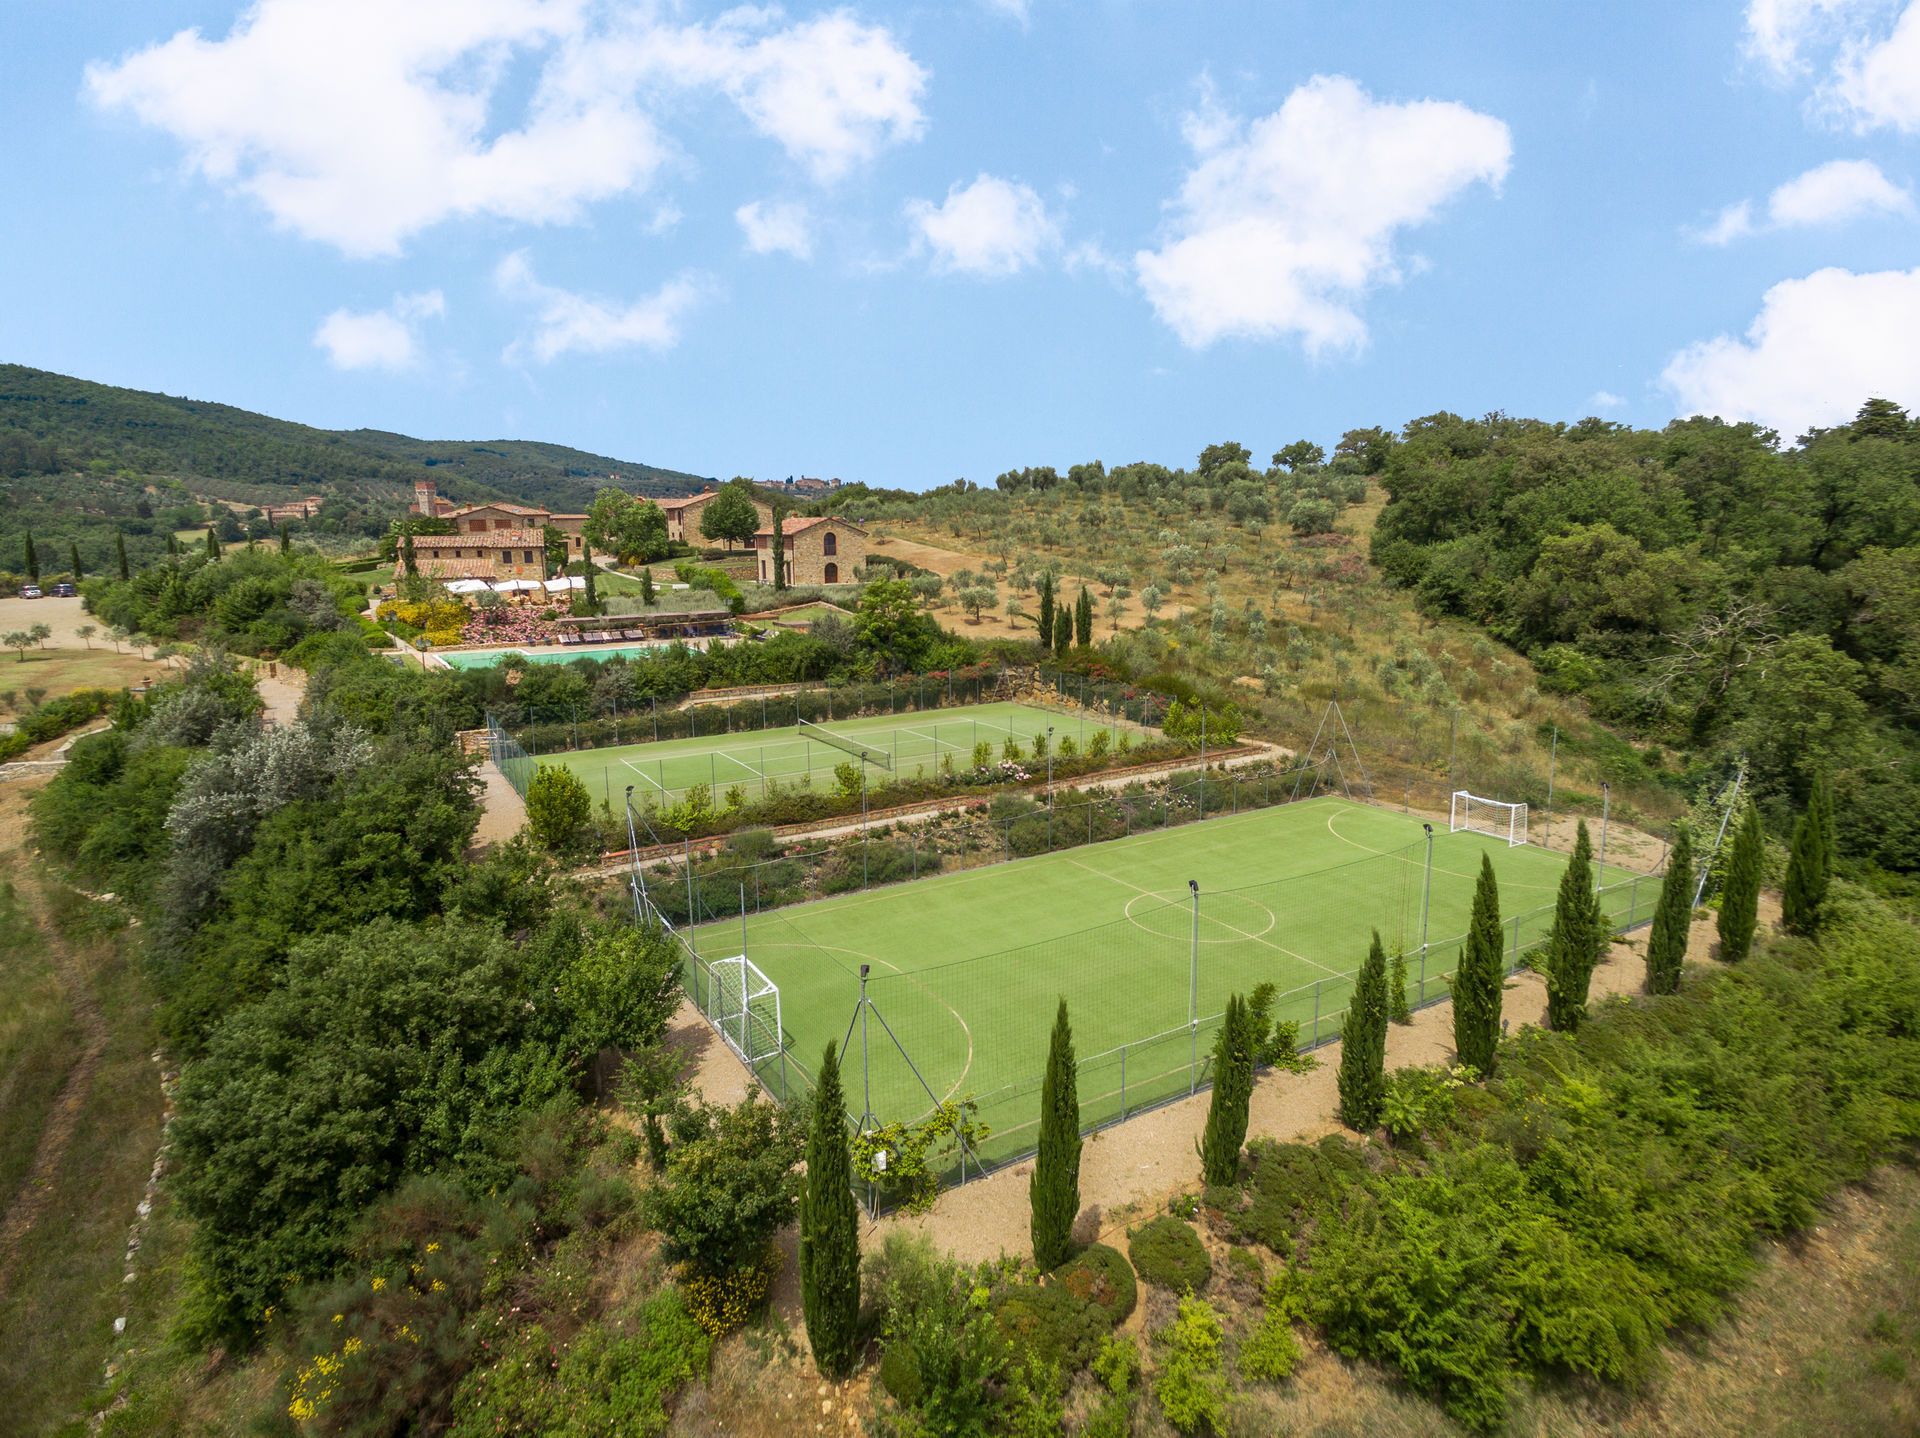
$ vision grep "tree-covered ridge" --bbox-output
[0,364,712,511]
[1367,400,1920,864]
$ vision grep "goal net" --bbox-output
[1450,790,1529,846]
[705,955,785,1067]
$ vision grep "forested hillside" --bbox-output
[826,399,1920,883]
[1367,401,1920,869]
[0,364,712,577]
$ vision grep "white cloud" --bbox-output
[1832,2,1920,129]
[615,10,927,182]
[1694,158,1911,242]
[1740,1,1920,131]
[85,0,663,258]
[1697,200,1759,245]
[735,198,813,259]
[84,0,926,257]
[981,0,1031,26]
[496,251,711,363]
[1063,239,1127,281]
[313,289,444,370]
[1662,265,1920,438]
[642,201,683,236]
[1588,389,1627,411]
[1134,75,1510,352]
[1742,0,1879,74]
[1771,156,1912,222]
[906,174,1059,277]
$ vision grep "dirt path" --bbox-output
[472,758,527,847]
[0,783,109,1294]
[251,664,306,725]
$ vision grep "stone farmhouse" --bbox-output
[657,485,774,546]
[752,516,866,586]
[404,480,589,581]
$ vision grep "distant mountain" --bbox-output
[0,364,712,512]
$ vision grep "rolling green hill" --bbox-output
[0,363,713,578]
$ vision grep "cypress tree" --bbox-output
[1030,999,1081,1269]
[1544,821,1604,1031]
[582,540,599,612]
[1717,804,1764,962]
[1337,932,1390,1129]
[167,532,179,558]
[1054,604,1072,656]
[205,526,219,560]
[1199,993,1255,1184]
[800,1042,860,1378]
[1075,587,1093,646]
[69,542,82,581]
[1388,947,1412,1023]
[1813,773,1837,886]
[1452,853,1504,1075]
[1037,572,1055,647]
[116,531,129,580]
[1782,775,1834,937]
[279,523,292,553]
[401,531,417,578]
[640,566,656,605]
[24,531,37,580]
[1645,823,1693,995]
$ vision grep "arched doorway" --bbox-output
[824,562,839,584]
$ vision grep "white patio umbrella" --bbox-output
[493,579,544,592]
[444,579,490,595]
[544,576,586,592]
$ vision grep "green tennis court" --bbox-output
[685,796,1660,1170]
[508,700,1139,810]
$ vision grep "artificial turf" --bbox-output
[501,699,1137,810]
[686,795,1660,1170]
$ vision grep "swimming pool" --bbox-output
[437,643,667,669]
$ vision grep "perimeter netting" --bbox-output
[1451,790,1529,846]
[797,716,893,770]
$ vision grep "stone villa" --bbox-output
[752,516,866,586]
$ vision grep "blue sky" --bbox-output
[3,1,1919,488]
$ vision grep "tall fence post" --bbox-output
[1420,823,1435,954]
[1599,782,1612,876]
[1187,879,1200,1094]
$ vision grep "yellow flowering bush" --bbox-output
[680,1251,778,1338]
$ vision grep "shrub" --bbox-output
[1232,1137,1371,1254]
[1238,1273,1304,1383]
[873,1246,1007,1437]
[1381,1064,1473,1146]
[1155,1295,1228,1435]
[527,762,592,851]
[447,1289,711,1438]
[643,1096,800,1281]
[1127,1215,1209,1293]
[681,1251,779,1338]
[1055,1242,1136,1327]
[991,1280,1105,1372]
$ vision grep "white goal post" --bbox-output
[705,954,784,1067]
[1450,790,1530,847]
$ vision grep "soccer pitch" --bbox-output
[505,700,1137,810]
[687,796,1659,1170]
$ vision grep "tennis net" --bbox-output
[796,716,893,770]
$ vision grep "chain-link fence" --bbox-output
[486,664,1176,800]
[632,763,1320,927]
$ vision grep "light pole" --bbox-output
[1046,724,1055,801]
[1187,878,1200,1090]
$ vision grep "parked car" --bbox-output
[52,582,76,597]
[18,585,42,599]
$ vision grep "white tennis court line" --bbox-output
[619,757,668,792]
[1062,855,1346,981]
